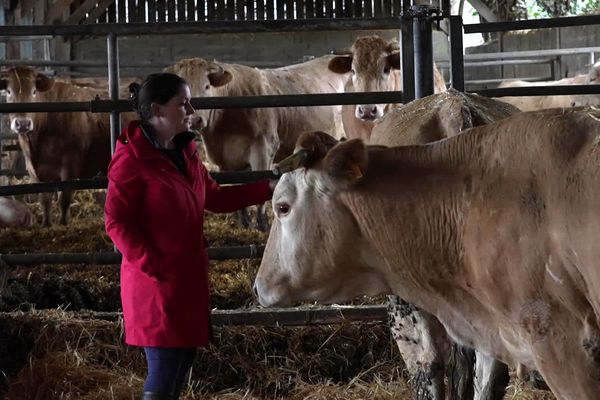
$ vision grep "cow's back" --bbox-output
[371,89,521,147]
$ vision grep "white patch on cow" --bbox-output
[545,255,563,285]
[257,167,390,307]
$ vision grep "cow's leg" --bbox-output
[446,344,475,400]
[387,295,448,400]
[248,137,274,232]
[58,188,72,225]
[40,192,53,226]
[473,352,509,400]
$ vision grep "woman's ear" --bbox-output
[150,102,161,117]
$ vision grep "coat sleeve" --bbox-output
[202,164,273,214]
[104,148,160,279]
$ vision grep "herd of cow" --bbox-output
[1,34,600,400]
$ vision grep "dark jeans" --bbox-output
[143,347,197,397]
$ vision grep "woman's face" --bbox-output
[154,84,195,137]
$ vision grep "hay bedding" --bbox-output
[0,190,555,399]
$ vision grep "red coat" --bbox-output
[105,121,272,348]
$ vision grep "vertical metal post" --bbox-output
[412,4,434,99]
[448,15,464,92]
[107,33,121,154]
[401,0,415,102]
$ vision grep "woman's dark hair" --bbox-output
[128,73,188,121]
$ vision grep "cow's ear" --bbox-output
[328,56,353,74]
[387,52,401,70]
[295,130,339,167]
[35,73,54,92]
[208,70,232,87]
[324,139,367,188]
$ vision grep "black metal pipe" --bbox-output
[0,170,280,196]
[107,33,121,154]
[412,5,435,99]
[400,0,415,103]
[0,246,265,266]
[474,85,600,97]
[0,92,407,114]
[464,14,600,34]
[449,16,465,92]
[0,59,170,68]
[0,18,404,37]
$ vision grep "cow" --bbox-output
[0,67,133,226]
[327,35,447,142]
[0,197,33,227]
[369,89,520,399]
[255,107,600,400]
[166,56,347,231]
[497,61,600,111]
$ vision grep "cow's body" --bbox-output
[0,67,131,225]
[497,63,600,111]
[371,90,520,399]
[328,35,447,142]
[167,57,347,230]
[256,107,600,400]
[0,197,33,228]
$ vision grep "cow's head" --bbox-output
[254,131,389,307]
[328,35,401,122]
[165,58,232,132]
[0,67,54,135]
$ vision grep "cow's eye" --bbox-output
[205,84,210,90]
[351,69,355,75]
[6,89,11,95]
[32,89,37,95]
[276,202,290,217]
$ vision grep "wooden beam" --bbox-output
[48,0,77,24]
[80,0,115,24]
[466,0,498,23]
[64,0,103,24]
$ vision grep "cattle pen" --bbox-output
[0,2,599,399]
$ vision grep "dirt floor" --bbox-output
[0,190,556,399]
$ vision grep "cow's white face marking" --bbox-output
[255,167,389,307]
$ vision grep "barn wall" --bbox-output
[465,24,600,89]
[70,30,450,79]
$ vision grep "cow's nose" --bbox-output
[358,105,377,121]
[12,118,32,134]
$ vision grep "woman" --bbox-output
[104,73,273,400]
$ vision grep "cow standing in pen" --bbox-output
[166,56,347,231]
[370,89,520,400]
[327,35,447,142]
[256,107,600,400]
[497,61,600,111]
[0,67,133,226]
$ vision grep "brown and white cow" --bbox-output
[256,107,600,400]
[497,62,600,111]
[0,67,132,226]
[166,56,347,230]
[328,35,447,142]
[0,197,33,228]
[371,89,520,400]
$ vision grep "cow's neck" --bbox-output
[339,144,493,339]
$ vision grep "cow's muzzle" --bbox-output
[356,104,381,121]
[10,117,33,134]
